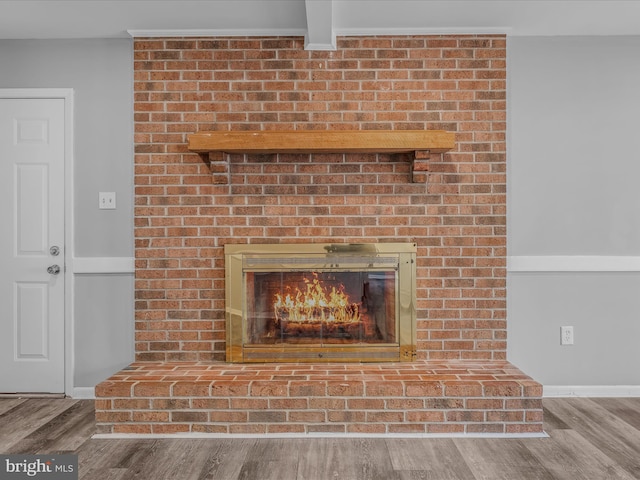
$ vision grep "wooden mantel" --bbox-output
[187,129,455,183]
[188,130,454,154]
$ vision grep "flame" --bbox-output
[273,274,360,324]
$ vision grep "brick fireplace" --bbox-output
[95,34,543,435]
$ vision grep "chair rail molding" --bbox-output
[72,257,135,274]
[508,255,640,273]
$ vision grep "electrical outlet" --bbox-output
[560,326,574,345]
[99,192,116,210]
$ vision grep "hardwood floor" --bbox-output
[1,397,639,479]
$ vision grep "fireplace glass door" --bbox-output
[247,270,396,345]
[225,243,416,362]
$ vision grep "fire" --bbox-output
[273,274,360,324]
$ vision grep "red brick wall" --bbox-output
[133,35,507,363]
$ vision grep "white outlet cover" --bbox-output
[560,326,574,345]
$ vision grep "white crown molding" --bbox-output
[127,28,307,38]
[508,256,640,273]
[72,257,135,274]
[544,385,640,398]
[334,26,513,37]
[127,26,511,40]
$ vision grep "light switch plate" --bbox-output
[99,192,116,210]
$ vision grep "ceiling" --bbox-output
[1,0,639,49]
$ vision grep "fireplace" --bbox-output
[225,243,416,363]
[96,36,544,436]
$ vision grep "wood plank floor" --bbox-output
[1,397,639,479]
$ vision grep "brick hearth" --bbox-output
[96,361,542,435]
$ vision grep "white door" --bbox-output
[0,97,66,393]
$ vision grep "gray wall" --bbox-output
[74,274,135,386]
[507,36,640,386]
[0,39,134,257]
[2,35,639,390]
[0,39,135,388]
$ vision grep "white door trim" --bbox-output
[0,88,75,396]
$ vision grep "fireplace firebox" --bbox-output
[224,243,416,363]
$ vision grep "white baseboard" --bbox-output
[71,387,96,399]
[544,385,640,397]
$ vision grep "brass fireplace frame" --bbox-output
[224,243,417,363]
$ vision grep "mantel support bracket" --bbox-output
[205,151,229,184]
[411,150,431,183]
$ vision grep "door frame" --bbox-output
[0,88,75,396]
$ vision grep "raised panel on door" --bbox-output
[15,282,49,359]
[16,163,48,255]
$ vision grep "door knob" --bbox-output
[47,265,61,275]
